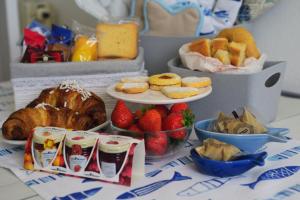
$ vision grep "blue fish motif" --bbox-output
[145,156,193,178]
[177,176,240,197]
[242,166,300,189]
[52,187,102,200]
[81,178,98,183]
[116,171,191,199]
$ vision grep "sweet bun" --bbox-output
[182,77,211,88]
[213,49,230,65]
[161,86,200,99]
[149,73,181,86]
[211,38,228,56]
[228,42,247,67]
[217,27,260,59]
[189,38,211,57]
[121,76,149,83]
[115,82,149,94]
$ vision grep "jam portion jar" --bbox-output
[65,131,98,172]
[33,127,65,168]
[99,135,131,178]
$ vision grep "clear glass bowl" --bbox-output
[110,122,192,161]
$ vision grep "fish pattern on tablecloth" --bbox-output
[116,171,191,199]
[242,166,300,189]
[177,176,241,197]
[268,146,300,161]
[51,187,102,200]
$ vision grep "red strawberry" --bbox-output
[128,124,144,138]
[154,105,169,119]
[163,110,194,140]
[128,124,142,133]
[134,109,143,119]
[138,109,161,132]
[111,100,134,129]
[145,132,168,155]
[170,103,189,113]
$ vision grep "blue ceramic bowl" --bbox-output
[194,119,289,153]
[190,149,267,177]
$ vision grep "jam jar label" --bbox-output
[69,155,87,172]
[101,161,117,178]
[40,149,57,167]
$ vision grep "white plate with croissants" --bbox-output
[1,81,109,145]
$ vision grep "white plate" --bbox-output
[0,120,110,146]
[0,132,27,146]
[106,84,212,105]
[88,120,110,132]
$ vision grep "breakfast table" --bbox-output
[0,81,300,200]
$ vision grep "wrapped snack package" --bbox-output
[71,21,97,62]
[21,47,64,63]
[48,24,74,61]
[212,108,267,134]
[195,138,241,161]
[71,35,97,62]
[23,28,46,50]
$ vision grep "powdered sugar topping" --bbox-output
[35,103,60,111]
[59,80,91,101]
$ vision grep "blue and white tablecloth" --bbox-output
[0,138,300,200]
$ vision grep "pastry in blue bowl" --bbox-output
[190,138,267,177]
[194,119,288,153]
[194,109,289,153]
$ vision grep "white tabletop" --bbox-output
[1,95,300,200]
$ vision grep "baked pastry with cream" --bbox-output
[149,73,181,91]
[161,86,200,99]
[115,82,149,94]
[121,76,149,83]
[182,77,211,88]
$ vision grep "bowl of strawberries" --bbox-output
[110,100,194,160]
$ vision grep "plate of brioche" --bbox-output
[1,80,108,145]
[107,73,212,105]
[180,27,266,74]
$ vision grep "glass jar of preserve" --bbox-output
[65,131,98,172]
[99,136,130,178]
[33,127,65,168]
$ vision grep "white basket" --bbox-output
[10,48,146,114]
[11,70,147,115]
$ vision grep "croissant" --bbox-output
[2,105,95,140]
[26,81,107,125]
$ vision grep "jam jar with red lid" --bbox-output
[65,131,98,172]
[33,127,65,168]
[99,135,131,178]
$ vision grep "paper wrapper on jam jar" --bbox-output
[98,135,145,186]
[179,43,267,74]
[24,127,66,171]
[23,127,145,186]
